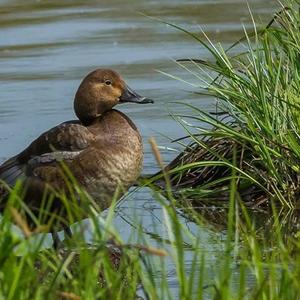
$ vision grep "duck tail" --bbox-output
[0,156,25,187]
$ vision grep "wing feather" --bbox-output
[0,121,94,190]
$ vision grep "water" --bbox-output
[0,0,278,297]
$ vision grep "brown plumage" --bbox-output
[0,69,153,240]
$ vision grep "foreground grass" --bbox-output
[1,182,300,299]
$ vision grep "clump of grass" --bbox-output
[2,180,300,299]
[153,1,300,208]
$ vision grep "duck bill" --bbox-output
[119,86,154,104]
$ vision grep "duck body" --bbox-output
[0,69,153,231]
[72,110,143,205]
[1,110,142,208]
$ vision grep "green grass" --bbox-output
[1,180,300,299]
[153,0,300,208]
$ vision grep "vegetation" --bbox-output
[2,1,300,299]
[1,179,300,299]
[152,1,300,208]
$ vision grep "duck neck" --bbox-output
[74,93,116,125]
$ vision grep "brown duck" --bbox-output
[0,69,153,245]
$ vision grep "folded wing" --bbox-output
[0,121,95,190]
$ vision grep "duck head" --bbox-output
[74,69,153,123]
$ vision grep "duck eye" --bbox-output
[105,80,112,86]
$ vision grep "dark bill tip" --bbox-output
[138,97,154,104]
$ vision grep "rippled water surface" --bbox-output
[0,0,278,297]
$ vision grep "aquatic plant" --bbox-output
[152,1,300,208]
[1,179,300,299]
